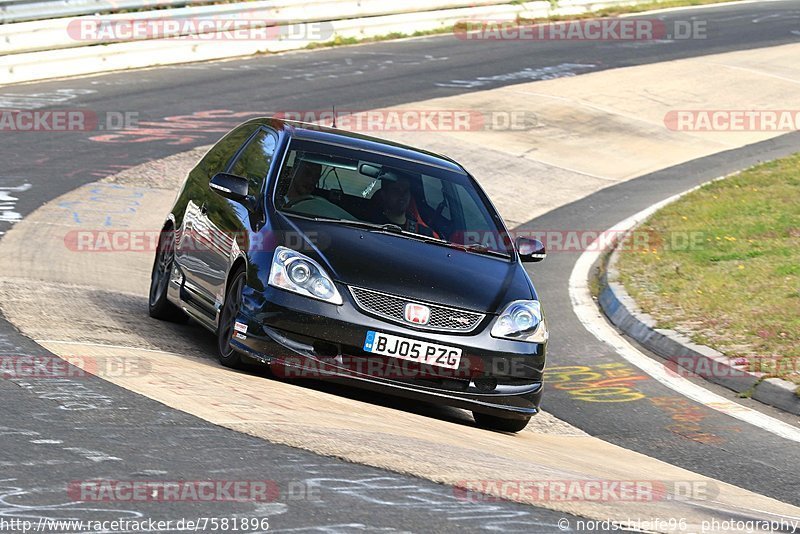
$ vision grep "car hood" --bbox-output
[275,215,534,313]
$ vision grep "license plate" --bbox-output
[363,331,462,370]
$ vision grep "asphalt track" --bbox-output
[526,131,800,506]
[0,328,598,532]
[2,1,800,530]
[4,0,800,230]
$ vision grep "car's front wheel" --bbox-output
[473,412,531,433]
[217,267,246,369]
[148,228,186,322]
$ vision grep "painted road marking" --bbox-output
[549,363,648,403]
[0,89,96,110]
[0,183,31,234]
[435,63,597,89]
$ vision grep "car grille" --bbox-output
[349,286,485,332]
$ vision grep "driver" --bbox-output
[376,171,438,238]
[284,160,322,205]
[282,159,352,219]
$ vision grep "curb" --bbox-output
[597,231,800,416]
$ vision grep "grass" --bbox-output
[615,154,800,385]
[304,29,451,50]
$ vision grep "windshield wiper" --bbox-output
[287,214,411,235]
[370,222,405,233]
[447,242,510,258]
[303,216,404,234]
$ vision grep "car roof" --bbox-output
[255,117,467,174]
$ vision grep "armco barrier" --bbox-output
[0,0,212,25]
[0,0,514,55]
[0,0,663,86]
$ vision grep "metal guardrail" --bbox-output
[0,0,651,85]
[0,0,519,55]
[0,0,216,24]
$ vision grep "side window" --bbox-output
[174,122,257,219]
[199,122,259,177]
[229,128,278,197]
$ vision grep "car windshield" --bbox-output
[274,139,512,255]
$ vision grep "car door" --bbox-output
[175,122,259,313]
[203,126,280,309]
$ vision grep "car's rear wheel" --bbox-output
[472,412,531,433]
[217,267,246,369]
[148,228,186,322]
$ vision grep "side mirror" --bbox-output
[210,173,249,203]
[517,237,546,263]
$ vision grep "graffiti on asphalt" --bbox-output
[548,363,648,403]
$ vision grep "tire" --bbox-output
[217,267,246,369]
[148,228,187,322]
[473,411,531,433]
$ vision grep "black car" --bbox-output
[148,118,548,432]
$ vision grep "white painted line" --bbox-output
[568,176,800,444]
[0,183,31,225]
[0,90,96,110]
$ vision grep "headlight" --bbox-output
[491,300,548,343]
[268,246,343,305]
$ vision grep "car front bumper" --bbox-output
[231,285,546,419]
